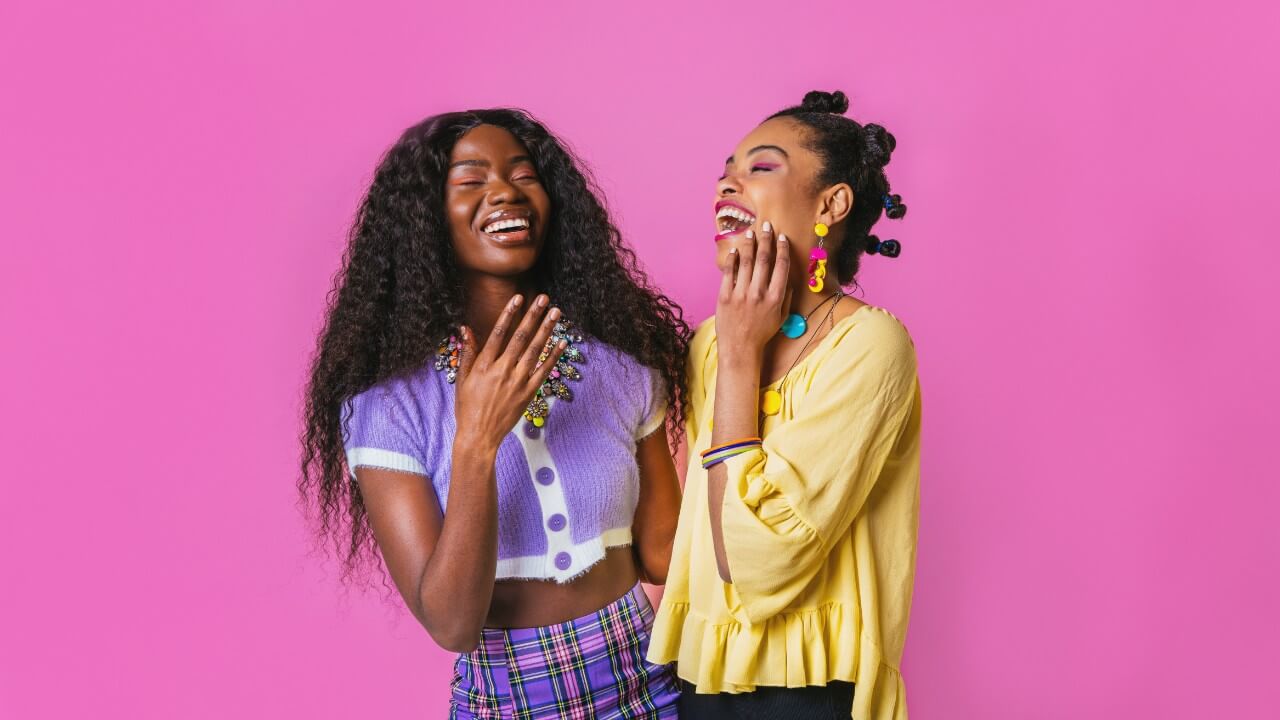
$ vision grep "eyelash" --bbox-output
[719,164,777,181]
[455,174,537,187]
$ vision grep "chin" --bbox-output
[481,250,542,277]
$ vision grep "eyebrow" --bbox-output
[449,154,534,170]
[725,145,790,165]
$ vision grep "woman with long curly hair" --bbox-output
[649,90,922,719]
[300,109,685,718]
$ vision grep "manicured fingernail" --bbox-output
[779,233,788,243]
[537,295,548,306]
[549,307,561,319]
[745,229,755,239]
[513,295,524,306]
[762,221,772,233]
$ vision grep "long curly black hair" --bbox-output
[300,108,690,581]
[769,90,908,285]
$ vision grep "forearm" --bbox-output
[417,433,500,650]
[708,348,764,583]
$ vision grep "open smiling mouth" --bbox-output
[716,205,756,239]
[482,216,532,241]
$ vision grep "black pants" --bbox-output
[678,680,855,719]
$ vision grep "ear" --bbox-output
[818,183,854,226]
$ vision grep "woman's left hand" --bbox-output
[715,221,792,363]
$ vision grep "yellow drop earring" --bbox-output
[807,223,829,293]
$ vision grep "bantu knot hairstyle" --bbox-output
[883,193,907,220]
[866,235,901,258]
[768,90,910,281]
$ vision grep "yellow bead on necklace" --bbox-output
[761,389,783,416]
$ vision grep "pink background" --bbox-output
[3,1,1277,717]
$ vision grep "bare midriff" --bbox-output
[484,548,639,629]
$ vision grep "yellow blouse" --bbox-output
[648,305,922,720]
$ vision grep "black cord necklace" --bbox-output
[780,290,842,339]
[762,292,846,416]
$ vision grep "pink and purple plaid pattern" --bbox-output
[450,585,679,719]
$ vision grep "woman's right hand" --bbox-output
[453,294,567,453]
[715,222,792,363]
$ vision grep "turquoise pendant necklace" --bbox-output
[780,291,843,339]
[780,313,807,338]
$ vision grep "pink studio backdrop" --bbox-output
[2,1,1277,718]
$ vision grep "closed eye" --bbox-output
[751,163,779,172]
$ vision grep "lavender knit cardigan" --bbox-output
[343,339,667,583]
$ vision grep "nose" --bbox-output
[487,177,526,206]
[717,172,741,197]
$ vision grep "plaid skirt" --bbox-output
[450,585,680,719]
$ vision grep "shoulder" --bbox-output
[346,366,441,421]
[689,316,718,365]
[815,305,918,377]
[691,316,717,345]
[678,317,718,396]
[578,338,661,391]
[578,337,636,373]
[843,305,915,349]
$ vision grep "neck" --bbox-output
[786,270,840,318]
[462,272,540,344]
[786,235,843,318]
[787,289,829,318]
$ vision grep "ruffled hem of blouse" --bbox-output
[858,662,907,720]
[647,600,906,719]
[648,599,856,691]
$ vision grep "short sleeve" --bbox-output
[719,312,919,622]
[636,364,669,440]
[342,384,428,477]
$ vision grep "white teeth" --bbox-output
[483,217,530,233]
[716,206,756,226]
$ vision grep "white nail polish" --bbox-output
[762,221,772,233]
[745,229,755,239]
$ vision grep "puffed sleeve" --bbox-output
[719,314,919,622]
[636,364,670,440]
[342,383,429,477]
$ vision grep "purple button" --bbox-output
[554,552,572,571]
[535,467,555,485]
[548,513,566,532]
[523,422,541,440]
